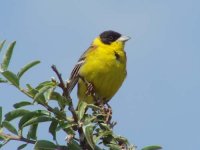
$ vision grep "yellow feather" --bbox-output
[78,37,127,104]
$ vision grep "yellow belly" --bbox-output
[78,48,126,104]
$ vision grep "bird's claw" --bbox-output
[85,82,95,96]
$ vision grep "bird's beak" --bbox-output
[117,35,131,42]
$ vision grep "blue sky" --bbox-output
[1,0,200,149]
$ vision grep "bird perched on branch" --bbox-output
[67,30,130,105]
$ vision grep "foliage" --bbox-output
[0,41,162,150]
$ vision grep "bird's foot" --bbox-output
[85,82,95,96]
[103,103,112,125]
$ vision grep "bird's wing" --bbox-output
[67,45,97,93]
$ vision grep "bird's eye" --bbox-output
[108,36,113,41]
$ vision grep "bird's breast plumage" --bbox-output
[78,45,127,103]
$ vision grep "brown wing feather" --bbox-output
[67,45,97,93]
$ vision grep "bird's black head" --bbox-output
[99,30,121,45]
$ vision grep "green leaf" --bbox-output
[0,107,2,125]
[56,146,68,150]
[77,101,88,121]
[27,124,38,140]
[82,123,95,149]
[34,140,57,150]
[87,104,101,111]
[48,91,68,109]
[0,141,10,149]
[2,121,18,135]
[45,87,54,99]
[35,81,56,90]
[99,123,111,131]
[34,85,53,103]
[67,140,82,150]
[94,130,112,144]
[19,110,49,129]
[107,144,121,150]
[0,78,7,83]
[84,115,97,126]
[0,40,6,53]
[1,70,19,87]
[0,134,6,141]
[56,119,76,134]
[57,122,77,131]
[17,60,40,79]
[142,145,162,150]
[0,144,4,148]
[1,41,16,70]
[17,143,27,150]
[25,84,38,98]
[5,109,30,121]
[13,101,32,109]
[114,135,129,144]
[22,116,52,127]
[49,120,58,141]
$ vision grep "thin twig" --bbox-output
[51,65,78,123]
[51,65,68,96]
[51,65,90,150]
[0,132,36,144]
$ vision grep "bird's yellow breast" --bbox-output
[78,38,127,104]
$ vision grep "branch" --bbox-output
[0,132,36,144]
[51,65,90,150]
[51,65,78,122]
[51,65,68,97]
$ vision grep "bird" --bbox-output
[67,30,130,105]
